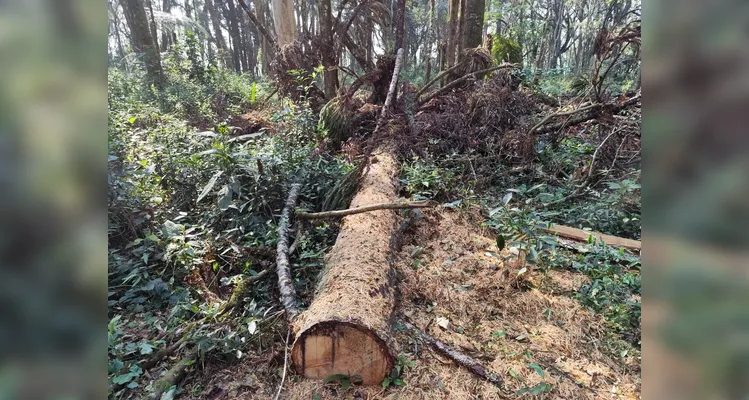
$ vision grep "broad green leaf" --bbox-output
[530,384,544,395]
[197,170,223,204]
[491,330,506,338]
[502,192,513,206]
[217,185,232,211]
[162,220,184,239]
[528,363,545,377]
[139,342,154,355]
[112,373,134,384]
[496,235,505,251]
[160,386,177,400]
[340,378,351,391]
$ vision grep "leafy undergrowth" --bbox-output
[400,111,642,349]
[108,67,353,398]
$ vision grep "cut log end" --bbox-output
[291,321,393,386]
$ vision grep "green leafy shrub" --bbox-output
[492,35,523,65]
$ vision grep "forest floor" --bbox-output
[175,210,640,399]
[109,63,641,400]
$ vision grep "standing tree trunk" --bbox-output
[253,0,274,75]
[225,0,243,73]
[300,0,310,52]
[457,0,466,57]
[394,0,406,54]
[199,0,214,62]
[425,0,435,82]
[146,0,159,51]
[271,0,298,47]
[121,0,163,86]
[160,0,172,50]
[446,0,460,68]
[464,0,485,49]
[206,0,231,69]
[240,12,258,77]
[319,0,338,98]
[110,1,127,65]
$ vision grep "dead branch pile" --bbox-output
[271,40,326,109]
[448,47,493,82]
[401,69,538,163]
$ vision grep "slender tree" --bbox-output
[446,0,459,68]
[121,0,163,85]
[319,0,337,98]
[206,0,231,69]
[225,0,243,73]
[272,0,298,47]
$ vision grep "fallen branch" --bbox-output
[273,330,291,400]
[541,224,641,251]
[531,93,641,135]
[374,47,405,134]
[527,101,598,135]
[296,200,436,220]
[276,183,302,321]
[220,268,272,316]
[261,87,279,106]
[415,62,468,98]
[141,338,187,370]
[399,319,508,393]
[382,49,405,117]
[147,349,197,400]
[417,64,519,107]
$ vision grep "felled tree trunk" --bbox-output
[290,149,401,385]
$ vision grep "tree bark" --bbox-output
[297,200,435,220]
[277,184,302,321]
[225,0,243,73]
[446,0,460,68]
[422,0,434,82]
[160,0,171,51]
[272,0,298,47]
[146,350,197,400]
[121,0,163,86]
[464,0,485,49]
[290,150,400,386]
[319,0,338,98]
[110,1,127,65]
[394,0,406,54]
[206,0,231,69]
[457,0,466,57]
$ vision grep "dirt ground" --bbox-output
[183,208,640,399]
